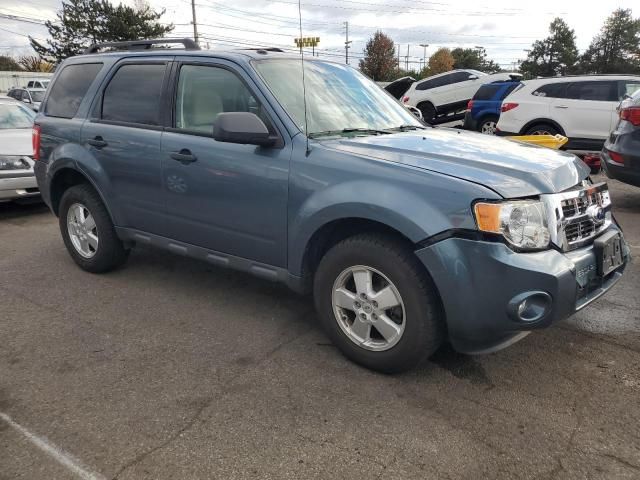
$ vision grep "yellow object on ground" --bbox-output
[508,134,569,150]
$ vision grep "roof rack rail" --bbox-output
[84,38,200,54]
[240,48,286,53]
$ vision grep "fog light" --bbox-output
[507,291,552,324]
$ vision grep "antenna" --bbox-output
[298,0,310,155]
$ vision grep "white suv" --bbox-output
[402,69,520,123]
[496,75,640,151]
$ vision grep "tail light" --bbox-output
[608,150,624,165]
[467,100,474,110]
[402,96,409,103]
[620,106,640,126]
[501,102,519,113]
[32,124,41,161]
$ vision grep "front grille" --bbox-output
[541,182,611,251]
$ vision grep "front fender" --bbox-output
[288,178,485,276]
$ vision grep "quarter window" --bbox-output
[102,63,166,125]
[175,65,266,134]
[620,81,640,99]
[45,63,103,118]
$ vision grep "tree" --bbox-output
[580,9,640,74]
[359,31,397,81]
[426,48,454,76]
[30,0,174,63]
[18,56,55,72]
[0,55,22,71]
[519,18,578,77]
[451,47,501,73]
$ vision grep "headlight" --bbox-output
[474,200,550,250]
[0,156,31,171]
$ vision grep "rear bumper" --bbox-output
[415,228,629,354]
[602,147,640,187]
[462,112,478,131]
[0,175,39,201]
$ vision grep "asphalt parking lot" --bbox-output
[1,174,639,480]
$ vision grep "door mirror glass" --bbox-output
[213,112,274,146]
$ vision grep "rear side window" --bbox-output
[532,83,567,98]
[449,71,474,84]
[46,63,103,118]
[101,63,166,125]
[566,81,617,101]
[473,84,500,101]
[416,79,435,91]
[620,81,640,100]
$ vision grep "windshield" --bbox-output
[252,59,423,136]
[30,91,45,102]
[0,103,36,129]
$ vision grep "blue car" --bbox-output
[463,81,522,134]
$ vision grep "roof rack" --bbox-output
[84,38,200,54]
[240,48,286,53]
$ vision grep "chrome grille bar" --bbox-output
[540,182,611,251]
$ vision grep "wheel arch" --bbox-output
[519,118,566,136]
[49,166,115,225]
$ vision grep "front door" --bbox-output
[80,60,171,234]
[160,61,291,267]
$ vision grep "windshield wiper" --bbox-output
[308,128,392,139]
[385,124,426,132]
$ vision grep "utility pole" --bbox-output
[344,21,352,64]
[419,43,429,71]
[191,0,198,45]
[396,44,400,71]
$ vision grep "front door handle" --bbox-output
[87,136,108,148]
[554,105,569,109]
[170,149,197,164]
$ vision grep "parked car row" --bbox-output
[6,87,47,112]
[0,96,39,202]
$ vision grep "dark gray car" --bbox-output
[33,39,630,373]
[602,88,640,187]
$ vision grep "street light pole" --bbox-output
[419,43,429,71]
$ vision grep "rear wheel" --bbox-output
[59,184,129,273]
[479,115,499,135]
[314,233,444,373]
[525,123,560,136]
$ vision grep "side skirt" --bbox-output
[115,227,306,293]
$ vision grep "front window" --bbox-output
[0,103,36,129]
[252,59,422,137]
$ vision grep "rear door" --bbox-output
[550,80,618,140]
[80,58,172,235]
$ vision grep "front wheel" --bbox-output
[313,234,444,373]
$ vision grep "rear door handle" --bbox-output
[554,105,569,109]
[170,149,197,164]
[87,136,108,148]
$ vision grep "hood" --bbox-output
[320,128,589,197]
[0,129,33,156]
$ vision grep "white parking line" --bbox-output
[0,412,106,480]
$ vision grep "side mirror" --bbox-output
[23,98,32,104]
[213,112,275,147]
[468,75,479,80]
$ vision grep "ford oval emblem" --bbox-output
[586,205,605,224]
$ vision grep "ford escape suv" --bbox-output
[34,39,629,373]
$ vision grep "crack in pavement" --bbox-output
[110,328,311,480]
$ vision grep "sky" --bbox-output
[0,0,637,70]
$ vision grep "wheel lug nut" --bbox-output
[372,301,378,308]
[372,313,377,320]
[354,302,361,309]
[359,313,367,320]
[360,293,367,300]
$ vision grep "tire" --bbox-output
[478,115,499,135]
[524,123,560,136]
[313,233,444,373]
[58,184,129,273]
[418,102,436,123]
